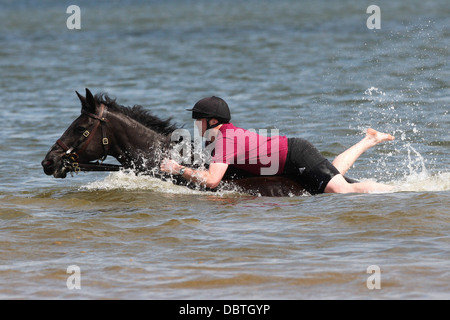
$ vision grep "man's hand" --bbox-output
[160,159,228,189]
[160,159,183,175]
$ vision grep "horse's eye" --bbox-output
[75,126,86,133]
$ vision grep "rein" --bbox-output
[56,104,123,173]
[68,161,123,173]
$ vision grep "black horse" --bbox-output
[42,89,307,196]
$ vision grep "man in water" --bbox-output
[160,96,394,194]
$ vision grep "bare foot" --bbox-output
[366,128,395,146]
[330,128,395,176]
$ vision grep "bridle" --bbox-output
[56,104,120,173]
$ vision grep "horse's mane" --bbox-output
[94,93,179,135]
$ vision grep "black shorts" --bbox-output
[283,138,340,194]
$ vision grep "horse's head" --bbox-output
[42,88,111,178]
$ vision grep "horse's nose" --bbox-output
[41,158,55,175]
[42,159,53,167]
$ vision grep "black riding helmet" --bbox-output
[186,96,231,128]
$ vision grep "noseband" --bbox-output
[56,104,114,173]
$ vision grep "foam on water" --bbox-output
[393,142,449,192]
[80,170,240,196]
[79,167,450,197]
[81,170,199,194]
[395,171,450,192]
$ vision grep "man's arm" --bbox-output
[160,159,228,189]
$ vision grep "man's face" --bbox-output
[195,119,207,136]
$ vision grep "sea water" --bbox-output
[0,0,448,299]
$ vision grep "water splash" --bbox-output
[354,86,424,139]
[350,87,449,192]
[395,172,450,192]
[391,143,449,192]
[80,170,241,196]
[405,143,427,176]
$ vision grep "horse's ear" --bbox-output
[76,90,87,108]
[83,88,97,113]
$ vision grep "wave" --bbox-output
[393,171,450,192]
[79,167,450,197]
[80,170,241,196]
[390,143,449,192]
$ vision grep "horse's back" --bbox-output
[223,175,307,197]
[221,167,306,196]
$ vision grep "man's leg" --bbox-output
[332,128,394,175]
[325,128,395,194]
[325,174,394,193]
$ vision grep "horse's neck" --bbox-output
[108,112,171,170]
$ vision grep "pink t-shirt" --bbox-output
[208,123,288,176]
